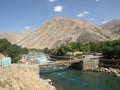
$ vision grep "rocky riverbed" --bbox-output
[87,67,120,78]
[0,65,56,90]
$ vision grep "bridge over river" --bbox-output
[13,55,99,74]
[38,59,81,67]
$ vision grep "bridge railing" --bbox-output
[49,55,75,60]
[39,59,81,67]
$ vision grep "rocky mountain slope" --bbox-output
[102,19,120,38]
[0,17,119,49]
[18,17,117,49]
[0,31,31,44]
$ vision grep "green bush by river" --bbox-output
[0,39,28,63]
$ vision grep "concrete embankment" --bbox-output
[0,64,56,90]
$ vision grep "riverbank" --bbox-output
[87,67,120,78]
[0,65,56,90]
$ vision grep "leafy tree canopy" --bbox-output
[0,39,28,63]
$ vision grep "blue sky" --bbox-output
[0,0,120,33]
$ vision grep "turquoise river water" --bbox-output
[40,66,120,90]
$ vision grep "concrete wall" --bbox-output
[82,55,99,70]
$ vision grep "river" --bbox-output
[40,66,120,90]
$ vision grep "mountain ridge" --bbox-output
[0,31,31,44]
[0,16,119,49]
[102,19,120,36]
[18,16,118,49]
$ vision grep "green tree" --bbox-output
[43,48,50,54]
[80,45,89,52]
[0,39,29,63]
[21,48,29,54]
[70,42,81,52]
[113,45,120,59]
[0,39,11,54]
[5,45,21,63]
[102,46,114,59]
[57,46,67,56]
[90,43,101,52]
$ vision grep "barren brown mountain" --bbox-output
[18,16,118,49]
[0,31,31,44]
[102,19,120,38]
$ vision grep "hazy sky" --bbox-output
[0,0,120,33]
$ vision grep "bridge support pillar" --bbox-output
[82,55,99,70]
